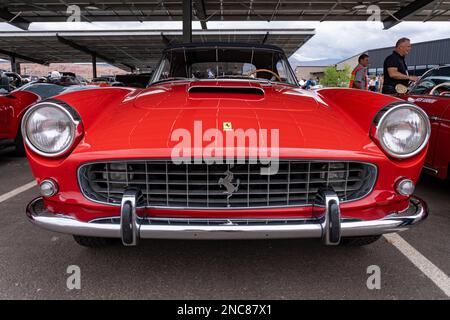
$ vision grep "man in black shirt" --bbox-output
[382,38,418,94]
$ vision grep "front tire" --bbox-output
[73,235,114,248]
[340,235,382,246]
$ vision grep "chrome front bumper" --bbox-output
[26,195,428,245]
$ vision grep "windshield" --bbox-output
[15,83,95,99]
[16,83,67,99]
[150,46,298,86]
[410,67,450,96]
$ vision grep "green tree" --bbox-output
[320,65,351,87]
[339,65,351,87]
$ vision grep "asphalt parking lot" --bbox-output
[0,147,449,300]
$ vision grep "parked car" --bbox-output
[0,81,96,154]
[90,76,115,87]
[401,66,450,180]
[0,71,24,93]
[23,43,430,248]
[21,75,40,84]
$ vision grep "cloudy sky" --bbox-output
[0,20,449,62]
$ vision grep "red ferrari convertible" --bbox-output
[402,66,450,180]
[22,43,430,248]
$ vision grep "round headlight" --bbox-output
[375,104,430,158]
[22,102,79,157]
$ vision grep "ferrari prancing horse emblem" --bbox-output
[222,122,232,131]
[218,169,240,199]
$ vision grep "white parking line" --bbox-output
[0,181,37,204]
[384,233,450,297]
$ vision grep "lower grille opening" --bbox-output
[78,160,377,209]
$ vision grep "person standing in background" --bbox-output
[305,78,316,90]
[378,75,384,93]
[382,38,418,94]
[368,77,376,91]
[299,78,306,88]
[374,75,380,92]
[349,54,369,90]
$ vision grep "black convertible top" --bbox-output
[164,42,285,53]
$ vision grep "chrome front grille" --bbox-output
[78,160,377,209]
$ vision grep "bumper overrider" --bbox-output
[26,188,429,246]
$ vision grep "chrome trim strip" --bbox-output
[429,116,440,122]
[26,196,428,241]
[423,165,439,175]
[430,117,450,123]
[91,216,325,225]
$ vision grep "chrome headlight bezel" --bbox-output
[371,102,431,159]
[21,101,82,157]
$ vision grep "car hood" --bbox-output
[75,81,382,159]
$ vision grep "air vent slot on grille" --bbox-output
[188,86,264,95]
[78,160,377,209]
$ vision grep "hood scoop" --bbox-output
[188,85,265,96]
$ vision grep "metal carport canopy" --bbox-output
[1,1,449,29]
[0,29,315,71]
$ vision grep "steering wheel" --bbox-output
[246,69,282,82]
[395,83,408,94]
[429,82,450,96]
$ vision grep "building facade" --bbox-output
[295,66,327,81]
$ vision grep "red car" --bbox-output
[402,66,450,180]
[0,81,96,154]
[23,43,430,248]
